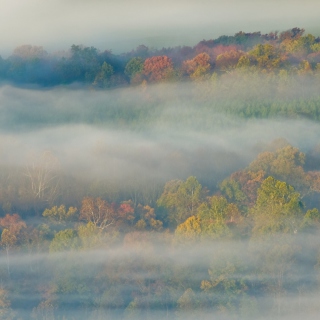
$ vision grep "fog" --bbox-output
[0,82,319,188]
[1,1,320,318]
[1,76,320,318]
[2,233,320,319]
[0,0,320,56]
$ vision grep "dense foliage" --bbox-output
[0,28,320,89]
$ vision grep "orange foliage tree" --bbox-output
[143,56,174,82]
[182,52,211,79]
[0,214,26,275]
[216,50,245,71]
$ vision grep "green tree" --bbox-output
[49,229,79,253]
[251,176,303,236]
[43,205,77,226]
[93,62,114,88]
[249,44,283,70]
[248,145,307,193]
[124,57,144,78]
[250,177,318,315]
[157,176,204,227]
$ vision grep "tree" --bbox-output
[25,151,60,211]
[197,196,241,238]
[125,57,144,78]
[125,57,145,85]
[12,45,48,59]
[200,249,251,317]
[92,62,114,88]
[68,44,100,82]
[281,35,315,58]
[135,205,163,231]
[143,56,174,82]
[80,197,115,230]
[157,176,204,227]
[0,213,26,276]
[1,230,17,276]
[175,216,202,242]
[216,50,244,71]
[236,55,251,69]
[80,197,135,231]
[251,176,303,236]
[0,213,26,235]
[42,205,77,226]
[249,174,320,315]
[220,170,265,211]
[249,44,283,70]
[77,222,106,249]
[0,287,13,319]
[49,229,79,253]
[279,28,305,41]
[248,145,307,194]
[182,52,211,79]
[175,195,241,242]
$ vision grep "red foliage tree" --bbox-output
[182,52,211,79]
[215,50,245,71]
[143,56,173,82]
[0,214,26,236]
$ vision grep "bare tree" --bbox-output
[25,151,60,209]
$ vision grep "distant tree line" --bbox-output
[1,28,320,88]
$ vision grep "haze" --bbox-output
[1,0,320,56]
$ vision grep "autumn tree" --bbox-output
[77,221,108,249]
[198,196,241,238]
[279,28,305,41]
[12,45,48,59]
[175,196,242,242]
[80,197,115,230]
[182,52,211,79]
[0,214,26,276]
[248,145,307,193]
[0,287,13,319]
[236,55,251,69]
[249,44,284,70]
[215,50,244,71]
[42,205,77,226]
[143,55,174,82]
[251,176,303,236]
[175,216,202,242]
[157,176,205,227]
[220,170,265,211]
[250,176,305,315]
[135,205,163,231]
[80,197,134,231]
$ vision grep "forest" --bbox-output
[1,27,320,319]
